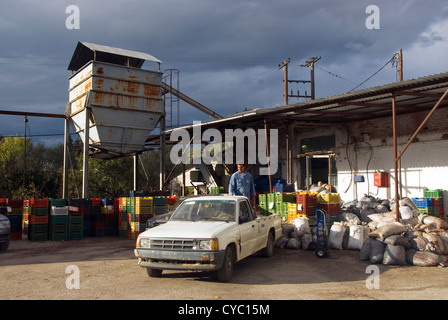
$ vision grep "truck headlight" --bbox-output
[198,239,218,250]
[139,238,151,248]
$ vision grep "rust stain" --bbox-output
[94,92,105,105]
[95,79,104,90]
[127,82,140,95]
[97,67,104,75]
[84,79,92,92]
[144,84,161,97]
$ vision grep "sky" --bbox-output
[0,0,448,147]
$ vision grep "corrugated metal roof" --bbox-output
[68,41,162,71]
[166,71,448,134]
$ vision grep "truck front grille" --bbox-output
[150,239,194,250]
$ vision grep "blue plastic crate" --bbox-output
[412,198,433,208]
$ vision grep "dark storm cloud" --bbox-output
[0,0,447,145]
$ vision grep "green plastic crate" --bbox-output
[50,198,67,207]
[423,189,443,198]
[154,196,167,206]
[28,231,48,241]
[50,215,69,225]
[68,231,83,241]
[50,232,68,241]
[418,207,434,215]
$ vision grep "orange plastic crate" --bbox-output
[29,198,49,208]
[29,214,49,225]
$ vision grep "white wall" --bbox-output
[284,107,448,206]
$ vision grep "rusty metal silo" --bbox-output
[66,41,163,159]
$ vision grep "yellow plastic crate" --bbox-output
[287,203,297,214]
[101,205,115,214]
[318,193,340,204]
[135,197,153,207]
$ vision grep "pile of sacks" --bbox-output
[276,194,448,267]
[334,196,448,267]
[275,218,314,250]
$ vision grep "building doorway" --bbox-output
[299,135,337,189]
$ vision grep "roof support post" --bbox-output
[62,117,70,198]
[392,94,400,222]
[82,108,90,198]
[264,120,272,192]
[396,87,448,162]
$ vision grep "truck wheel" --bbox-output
[146,268,163,277]
[217,246,234,282]
[261,232,274,258]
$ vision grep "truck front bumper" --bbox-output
[134,248,226,271]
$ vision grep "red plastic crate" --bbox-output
[91,198,101,207]
[6,199,23,208]
[29,214,49,225]
[432,198,443,207]
[29,198,49,208]
[319,204,340,216]
[296,193,317,215]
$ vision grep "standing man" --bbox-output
[229,163,256,205]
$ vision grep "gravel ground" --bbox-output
[0,237,447,301]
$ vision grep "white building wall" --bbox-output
[283,107,448,206]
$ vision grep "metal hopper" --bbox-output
[66,41,163,158]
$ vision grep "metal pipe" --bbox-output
[82,108,90,198]
[0,110,65,118]
[62,118,70,198]
[392,95,400,221]
[264,120,272,192]
[396,87,448,162]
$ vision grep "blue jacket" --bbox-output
[229,171,256,200]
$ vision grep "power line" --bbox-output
[315,65,358,85]
[348,53,399,93]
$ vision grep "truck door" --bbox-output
[238,200,258,258]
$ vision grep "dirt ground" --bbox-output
[0,236,447,301]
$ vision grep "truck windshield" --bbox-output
[170,200,236,222]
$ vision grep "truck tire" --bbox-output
[217,246,234,282]
[261,232,274,258]
[146,268,163,277]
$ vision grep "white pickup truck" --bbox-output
[135,195,282,282]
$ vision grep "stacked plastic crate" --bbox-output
[134,197,153,237]
[118,197,128,238]
[49,198,69,241]
[126,197,135,239]
[275,192,295,221]
[413,189,444,218]
[91,198,105,237]
[318,193,341,216]
[296,192,318,218]
[67,200,83,241]
[68,198,91,237]
[153,196,167,215]
[101,198,117,237]
[5,199,23,240]
[424,189,444,220]
[258,194,269,216]
[27,198,50,241]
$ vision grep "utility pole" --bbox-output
[278,58,290,105]
[300,57,321,100]
[398,49,403,82]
